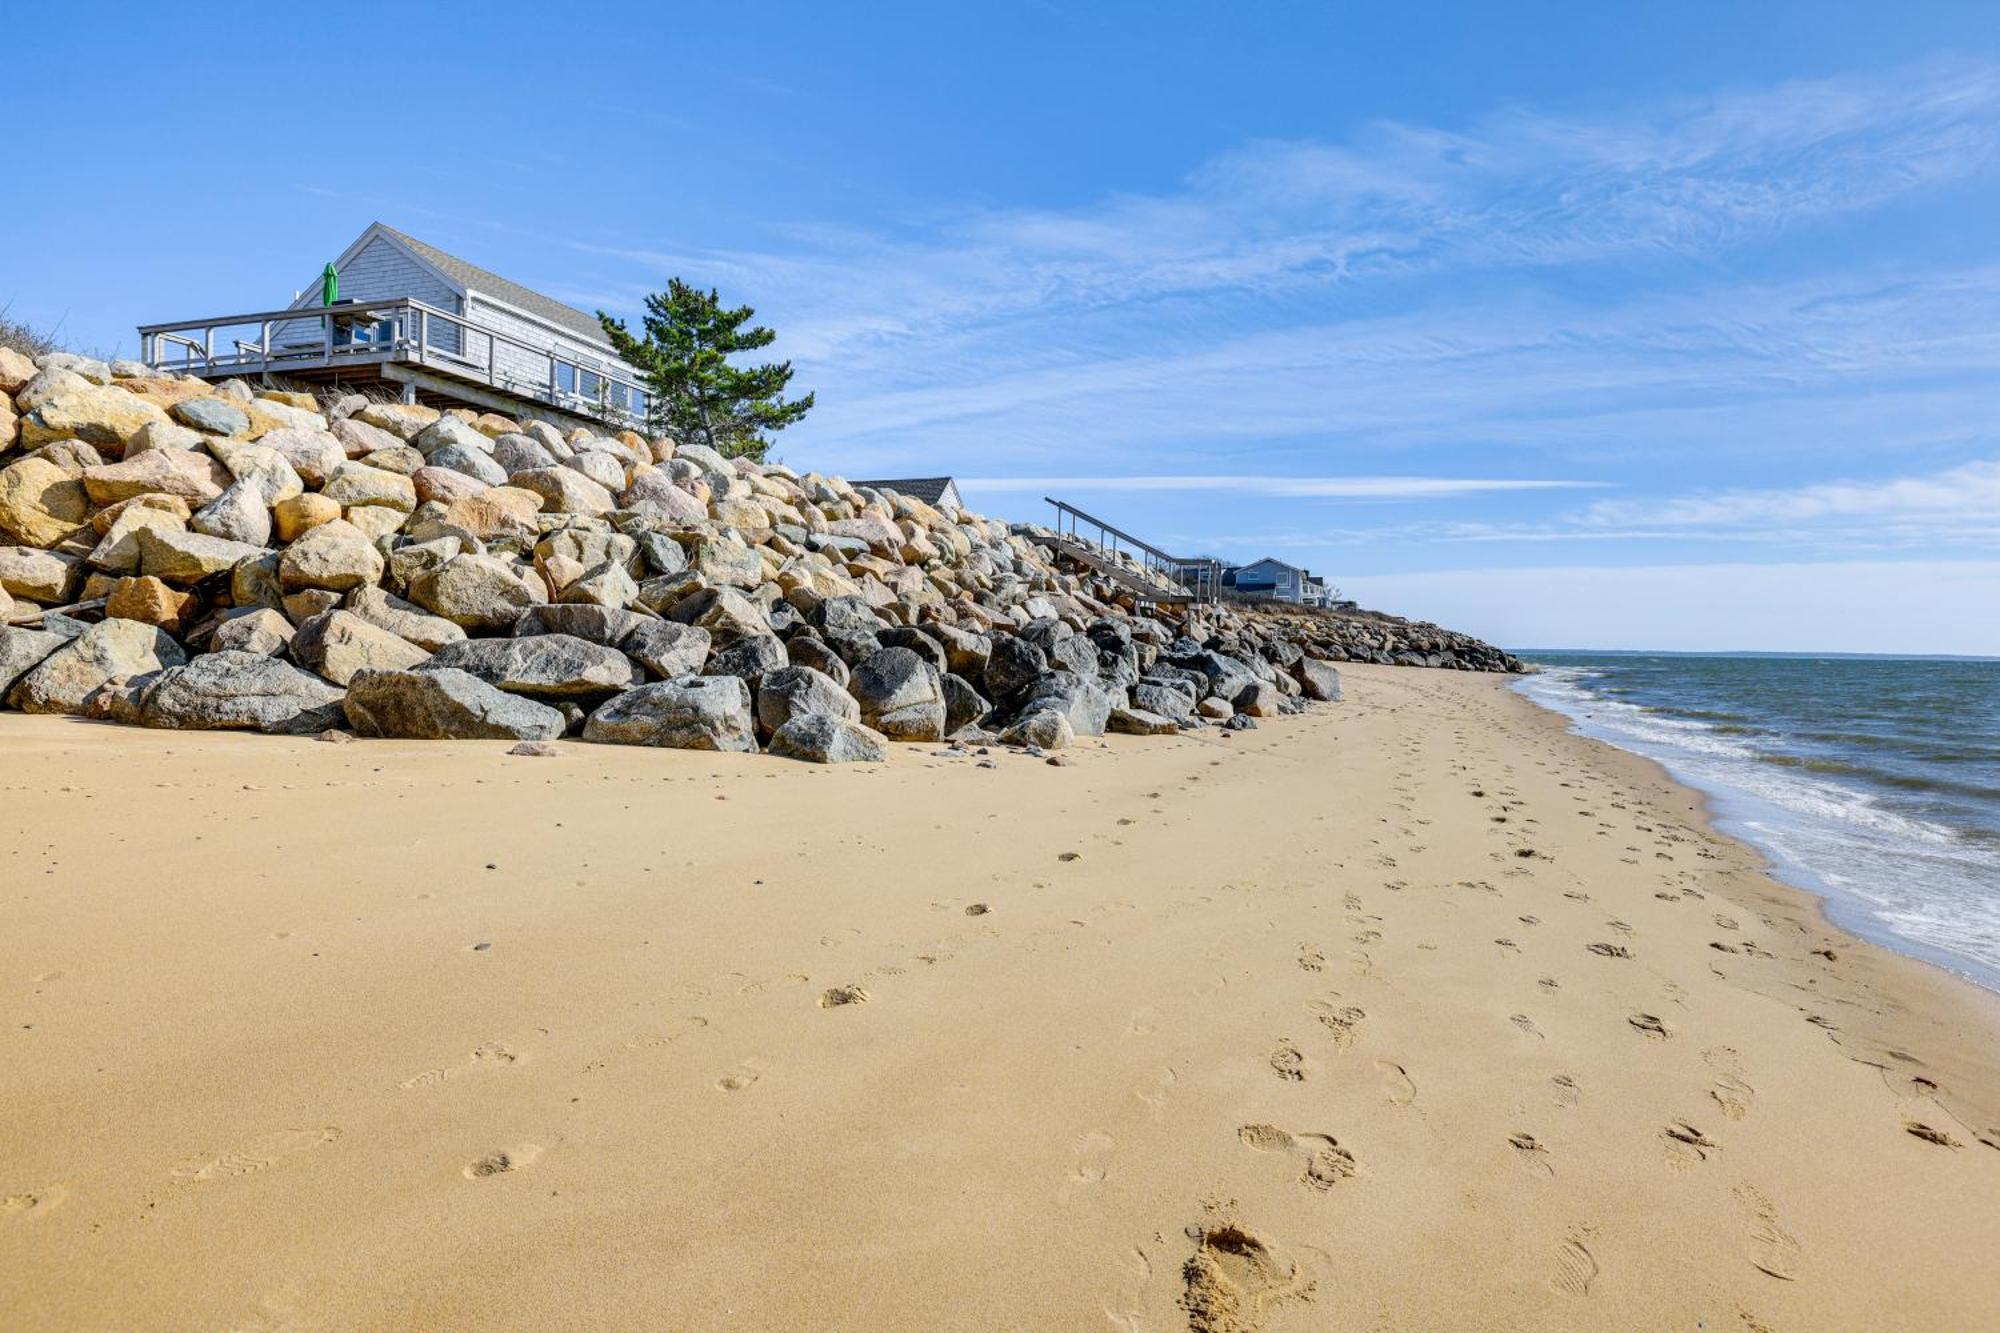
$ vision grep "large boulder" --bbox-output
[755,665,860,735]
[1235,680,1284,717]
[1109,705,1178,735]
[139,651,344,734]
[321,462,418,511]
[622,619,711,679]
[1020,670,1114,737]
[9,618,186,714]
[1001,708,1074,751]
[0,456,92,546]
[342,667,566,740]
[290,610,429,686]
[620,470,707,523]
[20,384,168,451]
[982,633,1048,702]
[407,554,542,632]
[1133,677,1198,719]
[171,396,250,436]
[135,527,267,584]
[768,713,887,764]
[511,604,651,647]
[941,672,991,735]
[209,607,295,657]
[278,519,384,593]
[1171,649,1261,704]
[190,482,272,547]
[582,676,757,752]
[0,546,81,603]
[848,646,946,742]
[344,585,466,652]
[81,448,229,506]
[420,634,642,698]
[510,467,615,515]
[1296,658,1344,702]
[0,627,69,697]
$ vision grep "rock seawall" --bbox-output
[0,347,1515,759]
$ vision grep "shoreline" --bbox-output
[4,663,1999,1329]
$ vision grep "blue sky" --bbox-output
[9,2,2000,652]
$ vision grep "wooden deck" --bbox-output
[136,297,647,430]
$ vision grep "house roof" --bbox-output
[852,476,958,506]
[373,223,611,347]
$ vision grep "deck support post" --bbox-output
[400,381,418,405]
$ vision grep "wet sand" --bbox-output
[2,663,1997,1331]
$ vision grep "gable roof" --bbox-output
[370,223,612,347]
[852,476,959,507]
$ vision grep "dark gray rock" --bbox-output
[1133,678,1197,719]
[877,626,947,673]
[582,676,757,752]
[756,664,860,735]
[785,634,850,687]
[942,672,991,735]
[1296,658,1344,702]
[171,397,250,436]
[848,646,946,742]
[139,650,345,734]
[710,632,788,686]
[0,627,69,698]
[768,712,887,764]
[622,619,712,679]
[343,667,566,740]
[420,634,642,698]
[982,633,1047,702]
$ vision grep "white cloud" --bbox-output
[958,475,1605,498]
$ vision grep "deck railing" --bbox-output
[1042,497,1223,602]
[136,297,649,428]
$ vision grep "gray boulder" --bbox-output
[622,620,711,679]
[342,667,566,740]
[344,585,466,652]
[942,672,991,735]
[1133,678,1197,719]
[1001,708,1074,750]
[0,627,69,697]
[1296,658,1344,702]
[513,603,652,647]
[710,632,787,685]
[408,554,541,632]
[1109,705,1178,736]
[291,610,429,686]
[582,676,757,752]
[1021,670,1114,737]
[982,633,1047,702]
[848,646,946,742]
[171,397,250,436]
[784,634,850,687]
[769,713,887,764]
[209,607,294,657]
[420,633,642,698]
[139,651,344,734]
[756,665,860,735]
[9,619,186,714]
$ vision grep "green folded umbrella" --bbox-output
[321,262,338,307]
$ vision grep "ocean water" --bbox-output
[1514,652,2000,992]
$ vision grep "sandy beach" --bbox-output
[3,662,1998,1331]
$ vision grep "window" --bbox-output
[555,362,575,394]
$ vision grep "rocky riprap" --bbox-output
[0,347,1515,761]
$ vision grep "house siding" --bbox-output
[462,295,645,413]
[275,234,463,354]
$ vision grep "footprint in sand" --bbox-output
[1509,1131,1554,1178]
[1628,1013,1672,1041]
[400,1041,519,1090]
[818,984,870,1008]
[1549,1233,1599,1297]
[1134,1065,1178,1121]
[1704,1047,1756,1120]
[1550,1074,1581,1108]
[1269,1040,1307,1082]
[1662,1121,1719,1169]
[1296,945,1326,972]
[1305,999,1366,1048]
[715,1059,764,1092]
[1237,1124,1356,1191]
[1904,1120,1963,1148]
[173,1127,342,1182]
[464,1143,544,1179]
[1375,1060,1417,1108]
[1734,1184,1801,1281]
[1070,1130,1116,1183]
[2,1184,68,1221]
[1181,1222,1314,1332]
[1510,1013,1544,1039]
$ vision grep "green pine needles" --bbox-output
[599,280,814,462]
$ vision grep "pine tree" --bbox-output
[599,281,813,462]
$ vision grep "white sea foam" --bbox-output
[1517,664,2000,991]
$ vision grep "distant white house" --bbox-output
[139,222,651,430]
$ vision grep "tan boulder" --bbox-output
[329,416,404,458]
[342,504,407,542]
[82,449,230,506]
[0,346,37,394]
[9,618,186,714]
[105,575,197,632]
[289,609,427,685]
[0,456,92,546]
[272,492,341,542]
[0,396,16,452]
[321,461,417,511]
[135,527,269,584]
[353,402,440,441]
[19,385,169,453]
[249,427,345,487]
[412,465,491,505]
[509,467,615,515]
[0,546,82,602]
[12,366,91,412]
[88,504,188,575]
[278,519,384,592]
[90,492,191,536]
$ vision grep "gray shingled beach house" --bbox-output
[138,222,650,431]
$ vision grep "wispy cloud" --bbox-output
[960,475,1606,498]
